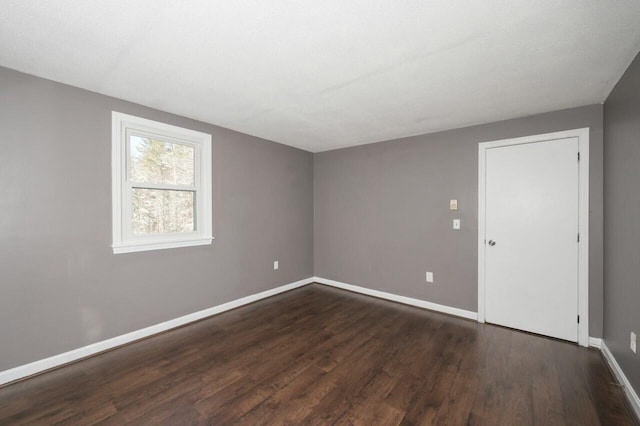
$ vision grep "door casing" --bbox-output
[477,128,590,347]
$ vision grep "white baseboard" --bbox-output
[5,272,630,423]
[601,341,640,420]
[589,337,602,349]
[0,277,315,386]
[312,276,478,321]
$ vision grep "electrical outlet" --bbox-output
[453,219,461,230]
[273,261,279,270]
[426,272,434,283]
[631,332,637,354]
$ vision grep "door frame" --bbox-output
[477,128,590,347]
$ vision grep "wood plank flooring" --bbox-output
[0,284,636,425]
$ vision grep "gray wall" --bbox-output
[604,52,640,394]
[315,104,604,337]
[0,67,314,371]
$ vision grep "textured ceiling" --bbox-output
[1,1,640,152]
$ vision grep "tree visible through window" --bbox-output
[129,136,196,235]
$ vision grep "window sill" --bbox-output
[112,237,214,254]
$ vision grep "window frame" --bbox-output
[112,112,213,254]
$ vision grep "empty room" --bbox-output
[1,1,640,425]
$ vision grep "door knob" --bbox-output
[488,240,496,246]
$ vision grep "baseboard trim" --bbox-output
[601,341,640,420]
[312,276,478,321]
[0,277,315,386]
[589,337,602,349]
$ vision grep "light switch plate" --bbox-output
[426,272,434,283]
[449,199,458,210]
[274,261,279,270]
[453,219,461,230]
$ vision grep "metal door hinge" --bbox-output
[577,233,580,243]
[578,152,581,162]
[578,315,580,324]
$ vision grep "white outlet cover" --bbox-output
[453,219,461,230]
[274,261,279,270]
[426,272,434,283]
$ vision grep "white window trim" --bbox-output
[111,112,213,254]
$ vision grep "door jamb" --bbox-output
[477,128,589,347]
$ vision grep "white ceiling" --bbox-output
[2,1,640,152]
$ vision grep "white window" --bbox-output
[111,112,213,254]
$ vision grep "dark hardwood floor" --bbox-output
[0,284,636,425]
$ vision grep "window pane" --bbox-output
[132,189,195,235]
[129,136,195,186]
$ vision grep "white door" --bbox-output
[484,137,579,342]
